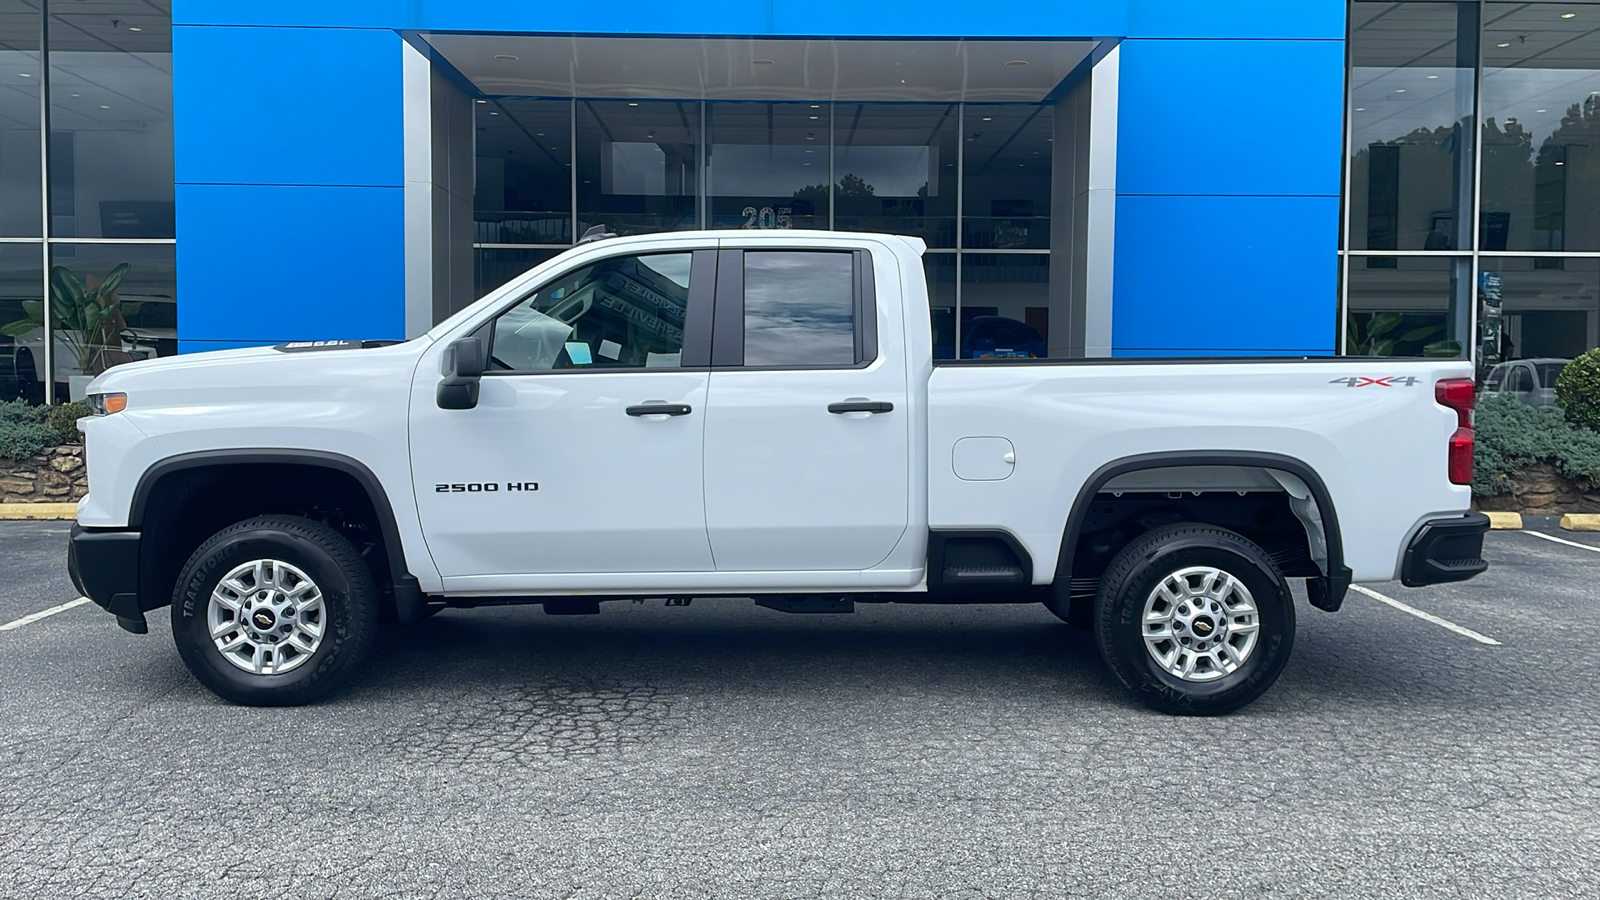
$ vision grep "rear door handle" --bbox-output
[828,400,894,414]
[626,403,693,417]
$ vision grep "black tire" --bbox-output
[1093,523,1295,716]
[171,515,379,706]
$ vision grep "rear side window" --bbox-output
[742,251,856,367]
[1510,366,1535,392]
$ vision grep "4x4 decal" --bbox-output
[1329,376,1422,387]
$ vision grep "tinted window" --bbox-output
[490,252,691,371]
[743,251,855,366]
[1510,366,1535,392]
[1536,363,1566,389]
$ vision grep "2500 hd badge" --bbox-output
[435,481,539,493]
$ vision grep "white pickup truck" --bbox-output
[68,230,1489,715]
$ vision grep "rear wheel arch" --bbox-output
[1050,451,1349,624]
[129,450,420,618]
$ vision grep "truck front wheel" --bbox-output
[170,515,379,706]
[1094,523,1295,716]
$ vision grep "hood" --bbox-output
[87,339,427,395]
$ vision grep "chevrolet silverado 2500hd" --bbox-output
[67,230,1489,714]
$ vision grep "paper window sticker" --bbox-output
[598,339,622,360]
[564,342,593,365]
[646,351,682,368]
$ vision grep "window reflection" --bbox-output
[0,5,42,237]
[960,254,1050,358]
[834,104,958,247]
[0,245,45,403]
[48,0,174,238]
[1347,2,1476,252]
[475,248,560,298]
[476,100,571,245]
[708,102,827,230]
[1481,3,1600,252]
[47,243,177,396]
[1347,255,1468,358]
[924,253,956,359]
[1478,257,1600,368]
[577,100,699,235]
[963,105,1051,250]
[743,251,855,366]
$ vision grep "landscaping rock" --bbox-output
[1476,462,1600,514]
[0,445,87,503]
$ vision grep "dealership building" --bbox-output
[2,1,1599,402]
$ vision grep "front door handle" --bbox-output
[828,400,894,414]
[626,403,693,417]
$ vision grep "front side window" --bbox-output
[490,252,692,371]
[742,251,856,366]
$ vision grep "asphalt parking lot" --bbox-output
[2,520,1597,899]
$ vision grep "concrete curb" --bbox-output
[0,503,78,520]
[1484,511,1523,530]
[1560,514,1600,532]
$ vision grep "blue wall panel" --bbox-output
[174,0,1127,37]
[1128,1,1345,40]
[1115,38,1346,198]
[1111,195,1339,355]
[176,184,405,343]
[173,1,407,28]
[173,25,402,187]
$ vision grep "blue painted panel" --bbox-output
[1116,39,1345,197]
[177,184,405,343]
[175,0,1127,37]
[1112,195,1338,355]
[173,1,406,28]
[173,25,403,188]
[1128,1,1344,40]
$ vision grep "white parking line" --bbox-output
[1349,585,1501,646]
[1522,531,1600,554]
[0,597,91,632]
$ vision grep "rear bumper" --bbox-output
[68,524,147,633]
[1400,512,1490,587]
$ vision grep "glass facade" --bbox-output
[1344,1,1600,373]
[474,99,1053,360]
[0,1,174,404]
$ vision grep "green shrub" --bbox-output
[1555,348,1600,431]
[45,400,90,443]
[1473,393,1600,495]
[0,398,58,461]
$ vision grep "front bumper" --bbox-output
[68,524,147,634]
[1400,512,1490,587]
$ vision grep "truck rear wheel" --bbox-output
[171,515,379,706]
[1093,523,1294,716]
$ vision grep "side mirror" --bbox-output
[437,337,486,410]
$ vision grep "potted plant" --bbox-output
[1,263,138,400]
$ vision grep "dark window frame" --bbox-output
[709,247,878,371]
[482,248,717,375]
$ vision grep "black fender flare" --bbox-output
[1050,451,1351,613]
[130,448,427,622]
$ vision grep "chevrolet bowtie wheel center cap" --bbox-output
[207,559,327,676]
[1141,566,1261,683]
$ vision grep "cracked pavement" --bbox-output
[1,520,1598,898]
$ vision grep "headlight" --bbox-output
[85,392,127,415]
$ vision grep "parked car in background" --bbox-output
[1482,358,1568,407]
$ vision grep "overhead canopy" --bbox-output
[417,34,1099,102]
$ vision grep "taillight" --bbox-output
[1437,378,1474,485]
